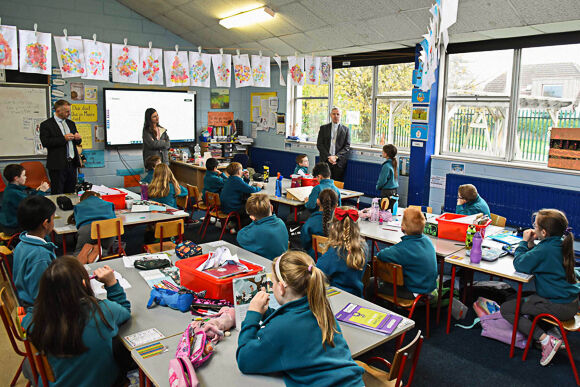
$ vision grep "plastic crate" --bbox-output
[101,189,127,210]
[435,213,491,242]
[301,177,319,187]
[176,254,264,302]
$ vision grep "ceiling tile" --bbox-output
[166,0,191,6]
[118,0,174,15]
[509,0,580,25]
[531,20,580,33]
[390,0,433,11]
[189,0,263,20]
[300,0,399,23]
[304,27,356,50]
[277,2,327,32]
[447,31,490,44]
[365,13,424,42]
[479,26,541,39]
[165,8,207,31]
[258,37,297,56]
[229,24,274,41]
[402,8,434,33]
[280,32,325,53]
[334,46,377,53]
[258,14,299,36]
[360,42,408,51]
[451,0,525,33]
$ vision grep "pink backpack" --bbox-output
[168,322,213,387]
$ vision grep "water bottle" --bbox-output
[389,194,399,216]
[370,198,380,223]
[263,166,270,183]
[465,225,476,250]
[470,231,483,264]
[77,173,85,183]
[275,174,283,197]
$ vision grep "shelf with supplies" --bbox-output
[201,136,253,160]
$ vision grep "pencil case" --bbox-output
[134,258,171,270]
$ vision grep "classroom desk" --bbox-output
[170,160,227,192]
[444,243,533,358]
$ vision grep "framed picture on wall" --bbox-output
[411,106,429,123]
[210,88,229,109]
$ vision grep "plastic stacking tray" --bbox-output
[435,213,491,242]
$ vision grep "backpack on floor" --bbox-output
[287,220,303,250]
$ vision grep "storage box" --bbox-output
[301,177,319,187]
[101,189,127,210]
[435,213,491,242]
[176,254,264,302]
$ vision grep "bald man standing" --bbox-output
[316,107,351,181]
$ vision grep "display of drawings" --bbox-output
[140,47,163,85]
[164,50,189,87]
[54,36,85,78]
[112,43,139,84]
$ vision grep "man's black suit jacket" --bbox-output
[39,117,82,170]
[316,123,351,169]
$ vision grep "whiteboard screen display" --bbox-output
[104,89,196,146]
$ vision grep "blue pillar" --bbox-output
[407,44,439,206]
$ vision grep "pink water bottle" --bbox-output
[470,231,483,264]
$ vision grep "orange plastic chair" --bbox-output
[20,161,49,190]
[144,219,184,253]
[201,192,241,241]
[334,181,345,189]
[312,235,330,262]
[30,342,55,387]
[90,218,125,260]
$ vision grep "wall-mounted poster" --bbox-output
[412,89,430,104]
[210,88,229,109]
[410,123,428,140]
[411,106,429,123]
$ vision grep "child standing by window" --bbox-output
[236,250,364,386]
[501,209,579,366]
[148,163,187,208]
[376,144,398,199]
[294,154,309,176]
[316,206,367,296]
[301,189,339,258]
[456,184,491,217]
[23,257,131,386]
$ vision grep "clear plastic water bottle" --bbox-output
[470,231,483,264]
[370,198,380,223]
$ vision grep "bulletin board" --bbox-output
[250,92,276,122]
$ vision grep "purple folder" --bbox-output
[335,303,403,335]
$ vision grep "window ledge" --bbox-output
[284,140,410,156]
[432,154,580,177]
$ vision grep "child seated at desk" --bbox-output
[376,144,399,199]
[236,250,364,386]
[220,162,263,231]
[141,155,161,184]
[68,191,116,255]
[237,194,288,260]
[500,209,579,366]
[456,184,491,217]
[0,164,49,235]
[202,157,227,201]
[304,162,341,212]
[12,196,57,309]
[301,189,338,258]
[294,154,309,176]
[148,163,187,208]
[23,257,131,386]
[366,207,437,300]
[316,206,367,297]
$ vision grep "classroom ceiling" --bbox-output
[118,0,580,56]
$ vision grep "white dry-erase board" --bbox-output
[0,84,50,157]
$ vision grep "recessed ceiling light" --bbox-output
[219,6,275,29]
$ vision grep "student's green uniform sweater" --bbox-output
[237,215,288,260]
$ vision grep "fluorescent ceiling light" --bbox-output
[219,6,275,29]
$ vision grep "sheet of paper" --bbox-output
[131,204,150,213]
[252,95,261,106]
[260,99,269,115]
[90,271,131,296]
[267,111,277,128]
[124,328,165,348]
[269,96,278,111]
[122,253,170,268]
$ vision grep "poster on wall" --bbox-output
[305,56,320,85]
[85,85,97,103]
[164,50,189,87]
[412,89,430,104]
[410,123,428,140]
[82,39,110,81]
[232,54,253,88]
[411,106,429,123]
[210,88,229,109]
[189,51,211,88]
[139,47,163,85]
[112,43,139,84]
[0,25,19,70]
[287,56,304,86]
[54,36,85,78]
[19,29,51,75]
[70,82,84,101]
[251,54,270,88]
[211,53,231,88]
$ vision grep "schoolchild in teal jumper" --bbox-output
[220,162,264,229]
[237,194,288,260]
[0,164,49,234]
[501,209,580,366]
[141,155,161,184]
[300,189,338,258]
[23,257,131,387]
[12,196,57,308]
[455,184,491,217]
[376,144,399,199]
[366,207,437,299]
[148,163,186,208]
[293,154,309,176]
[316,206,368,296]
[237,251,364,386]
[69,191,117,255]
[203,157,228,201]
[304,162,341,211]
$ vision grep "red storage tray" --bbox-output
[301,177,319,187]
[176,254,264,302]
[101,189,127,210]
[435,213,491,242]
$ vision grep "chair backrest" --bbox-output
[91,218,125,259]
[0,176,5,193]
[20,161,49,190]
[187,184,201,203]
[380,197,390,210]
[30,342,56,385]
[373,258,405,286]
[334,181,345,189]
[0,283,25,342]
[0,247,16,289]
[490,213,507,227]
[205,192,221,209]
[388,330,424,385]
[176,194,188,209]
[154,219,184,250]
[312,235,330,261]
[408,205,432,214]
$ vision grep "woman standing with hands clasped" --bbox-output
[142,108,170,165]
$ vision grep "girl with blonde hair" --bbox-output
[148,163,186,208]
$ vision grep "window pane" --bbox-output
[442,103,509,158]
[376,99,411,149]
[447,50,514,96]
[333,66,373,144]
[299,83,329,98]
[515,44,580,162]
[298,98,328,141]
[378,63,414,94]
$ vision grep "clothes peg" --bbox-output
[123,38,128,47]
[92,33,97,44]
[63,28,68,41]
[175,44,179,53]
[34,23,38,37]
[198,46,202,54]
[236,49,240,56]
[219,48,223,55]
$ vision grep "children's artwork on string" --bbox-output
[305,56,320,85]
[273,55,285,86]
[251,54,270,88]
[54,36,85,78]
[287,56,304,86]
[211,53,231,88]
[188,51,211,88]
[0,25,18,70]
[82,39,110,81]
[232,54,253,88]
[19,29,51,75]
[139,47,163,85]
[164,50,189,87]
[319,56,332,85]
[112,43,139,84]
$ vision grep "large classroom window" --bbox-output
[442,43,580,163]
[293,84,330,141]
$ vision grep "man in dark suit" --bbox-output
[316,107,351,181]
[39,99,82,194]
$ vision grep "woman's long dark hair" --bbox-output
[28,257,113,356]
[143,108,159,134]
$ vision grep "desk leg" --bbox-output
[62,234,67,255]
[510,283,523,358]
[294,207,298,222]
[446,265,456,334]
[436,257,444,324]
[139,369,145,387]
[370,239,374,258]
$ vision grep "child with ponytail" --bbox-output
[376,144,398,199]
[501,209,579,366]
[236,251,364,386]
[316,206,367,296]
[300,188,339,258]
